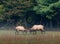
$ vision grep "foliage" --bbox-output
[0,0,60,27]
[33,0,60,19]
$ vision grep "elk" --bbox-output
[15,26,27,34]
[30,25,45,34]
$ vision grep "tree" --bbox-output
[0,4,5,21]
[33,0,60,28]
[0,0,34,27]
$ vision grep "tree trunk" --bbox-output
[56,16,59,30]
[24,18,27,28]
[50,20,53,30]
[40,15,42,24]
[46,22,49,29]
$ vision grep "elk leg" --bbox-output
[33,30,36,34]
[29,30,33,34]
[40,30,45,34]
[15,30,19,35]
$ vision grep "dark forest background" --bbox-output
[0,0,60,30]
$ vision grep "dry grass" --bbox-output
[0,30,60,44]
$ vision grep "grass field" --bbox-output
[0,30,60,44]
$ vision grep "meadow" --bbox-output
[0,30,60,44]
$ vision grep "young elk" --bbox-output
[30,25,45,34]
[15,26,27,34]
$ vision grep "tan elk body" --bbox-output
[31,25,44,30]
[16,26,25,31]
